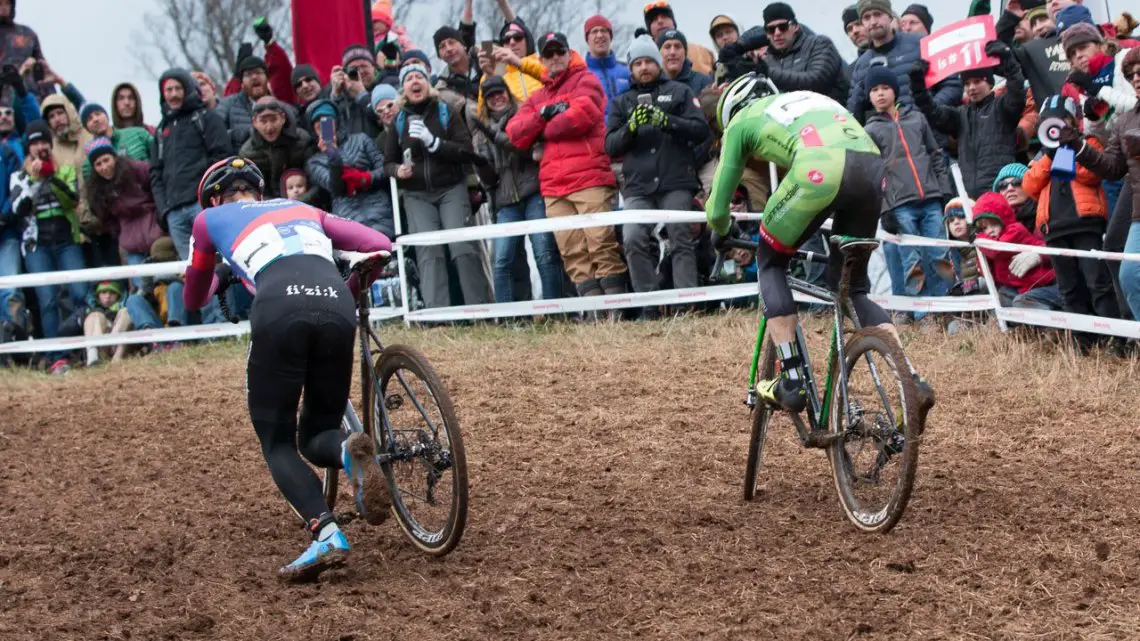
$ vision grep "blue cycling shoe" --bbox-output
[278,530,350,583]
[342,432,391,525]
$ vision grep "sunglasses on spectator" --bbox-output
[765,20,795,34]
[642,1,670,12]
[542,47,568,59]
[293,77,317,90]
[0,107,13,117]
[996,178,1022,191]
[502,33,526,45]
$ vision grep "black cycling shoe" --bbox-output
[913,375,935,434]
[756,376,809,413]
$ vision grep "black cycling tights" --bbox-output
[246,256,357,523]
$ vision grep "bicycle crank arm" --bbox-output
[789,414,842,449]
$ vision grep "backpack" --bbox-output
[154,108,208,161]
[396,101,450,137]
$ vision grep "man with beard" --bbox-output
[605,35,709,302]
[239,97,316,202]
[218,55,274,148]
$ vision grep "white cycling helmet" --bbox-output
[716,72,778,131]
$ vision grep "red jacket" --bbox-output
[974,193,1056,294]
[506,51,615,198]
[223,42,296,105]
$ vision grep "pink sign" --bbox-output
[919,15,1000,87]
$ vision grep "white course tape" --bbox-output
[0,306,406,354]
[0,260,188,289]
[997,307,1140,339]
[975,238,1140,262]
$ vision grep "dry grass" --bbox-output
[2,312,1139,640]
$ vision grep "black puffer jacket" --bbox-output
[471,102,540,208]
[761,30,849,104]
[149,68,233,215]
[238,111,317,200]
[383,93,475,193]
[604,76,710,198]
[914,57,1027,199]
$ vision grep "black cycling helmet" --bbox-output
[197,156,266,208]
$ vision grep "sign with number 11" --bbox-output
[919,15,1000,87]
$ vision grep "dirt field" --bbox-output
[3,313,1140,640]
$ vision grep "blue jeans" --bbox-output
[125,251,147,290]
[1120,221,1140,321]
[166,202,202,261]
[492,194,562,303]
[999,284,1063,310]
[893,200,953,299]
[125,292,163,329]
[0,231,24,324]
[165,281,188,326]
[23,240,88,339]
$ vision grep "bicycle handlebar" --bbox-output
[213,264,241,324]
[708,238,827,284]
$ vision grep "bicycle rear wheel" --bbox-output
[743,339,776,501]
[826,327,919,533]
[374,344,468,556]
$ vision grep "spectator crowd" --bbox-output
[1,0,1139,373]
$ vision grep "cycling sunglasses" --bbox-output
[765,20,795,34]
[996,178,1022,191]
[501,33,526,45]
[222,182,258,197]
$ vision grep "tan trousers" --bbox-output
[544,186,626,284]
[699,159,773,213]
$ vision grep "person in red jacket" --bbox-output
[506,32,629,296]
[972,192,1063,310]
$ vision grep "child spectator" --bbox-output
[240,97,316,201]
[370,83,398,153]
[1022,95,1118,319]
[83,138,163,288]
[863,65,953,305]
[281,168,310,201]
[972,192,1063,310]
[471,75,562,303]
[992,163,1036,231]
[56,280,131,369]
[943,198,983,296]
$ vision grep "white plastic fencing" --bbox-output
[1,170,1139,353]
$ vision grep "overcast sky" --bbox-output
[18,0,1116,126]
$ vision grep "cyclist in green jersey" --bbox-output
[707,72,934,419]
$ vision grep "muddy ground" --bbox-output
[2,314,1139,640]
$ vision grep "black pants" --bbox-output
[1048,232,1119,319]
[247,255,357,523]
[1104,182,1133,320]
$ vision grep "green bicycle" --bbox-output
[714,235,921,533]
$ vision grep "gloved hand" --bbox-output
[880,210,901,235]
[908,59,930,89]
[627,104,651,134]
[1123,129,1140,158]
[648,105,669,129]
[341,167,373,195]
[540,102,569,121]
[234,42,253,78]
[1009,251,1042,278]
[1056,125,1082,149]
[1066,70,1098,97]
[717,42,746,63]
[408,119,439,151]
[39,158,55,178]
[253,17,273,44]
[984,39,1012,64]
[0,64,25,97]
[711,223,743,251]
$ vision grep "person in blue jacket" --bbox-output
[583,15,630,115]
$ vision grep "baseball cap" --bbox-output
[537,32,569,54]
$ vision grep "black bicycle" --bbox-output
[218,253,468,555]
[712,235,921,533]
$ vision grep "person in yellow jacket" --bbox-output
[642,2,716,76]
[476,18,546,113]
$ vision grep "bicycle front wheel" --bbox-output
[743,339,776,501]
[826,327,919,533]
[374,344,468,556]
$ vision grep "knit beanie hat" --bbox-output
[655,28,687,50]
[84,137,115,163]
[280,168,307,196]
[150,236,177,262]
[842,5,860,28]
[371,1,393,28]
[901,4,933,32]
[1061,22,1103,55]
[628,35,664,68]
[305,99,338,124]
[643,2,675,29]
[857,0,893,19]
[481,75,509,97]
[24,120,51,149]
[237,56,267,75]
[401,49,432,71]
[972,192,1011,225]
[1056,4,1095,33]
[342,44,374,68]
[763,3,796,24]
[433,26,464,53]
[370,83,398,110]
[944,197,971,219]
[992,163,1028,191]
[291,64,319,87]
[1025,6,1048,26]
[80,103,107,126]
[95,281,123,297]
[399,64,429,86]
[960,68,996,86]
[866,65,899,98]
[584,15,613,39]
[1124,47,1140,77]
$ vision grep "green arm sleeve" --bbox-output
[705,124,749,237]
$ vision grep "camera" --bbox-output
[347,67,360,82]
